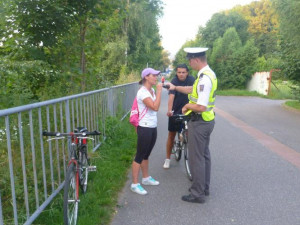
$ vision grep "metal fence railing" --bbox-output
[0,82,139,225]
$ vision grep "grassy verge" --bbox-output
[285,100,300,110]
[33,117,136,225]
[267,80,295,100]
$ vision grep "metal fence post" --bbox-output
[65,99,72,159]
[107,88,114,116]
[18,112,30,220]
[5,116,18,225]
[0,192,3,225]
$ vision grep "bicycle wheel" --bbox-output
[183,139,192,181]
[63,163,79,225]
[173,134,182,161]
[78,146,89,193]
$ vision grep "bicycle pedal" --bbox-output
[88,166,97,172]
[68,199,80,203]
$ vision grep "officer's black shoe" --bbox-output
[181,194,205,204]
[204,190,210,196]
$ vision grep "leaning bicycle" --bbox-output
[171,114,192,181]
[43,127,101,225]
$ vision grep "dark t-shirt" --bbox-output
[169,75,195,114]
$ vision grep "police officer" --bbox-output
[167,47,217,203]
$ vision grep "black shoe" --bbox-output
[181,194,205,204]
[204,190,209,196]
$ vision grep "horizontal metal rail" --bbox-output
[0,82,138,225]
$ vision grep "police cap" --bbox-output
[184,47,208,59]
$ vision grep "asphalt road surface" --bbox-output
[111,89,300,225]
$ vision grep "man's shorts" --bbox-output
[168,116,183,132]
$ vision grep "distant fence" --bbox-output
[0,82,138,225]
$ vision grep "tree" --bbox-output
[232,0,280,57]
[272,0,300,82]
[210,27,259,89]
[199,11,249,49]
[161,50,171,71]
[0,0,165,108]
[127,0,163,71]
[7,0,73,48]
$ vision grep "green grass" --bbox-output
[285,100,300,110]
[33,117,137,225]
[267,80,295,100]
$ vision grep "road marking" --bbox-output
[215,107,300,169]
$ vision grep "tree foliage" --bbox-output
[10,0,74,47]
[162,50,171,71]
[0,58,61,108]
[210,28,259,89]
[0,0,165,109]
[127,1,163,71]
[173,0,287,90]
[232,0,279,57]
[200,11,249,49]
[272,0,300,82]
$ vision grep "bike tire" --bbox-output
[183,142,193,181]
[63,163,79,225]
[79,146,89,193]
[173,138,182,161]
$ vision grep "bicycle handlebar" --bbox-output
[171,114,190,122]
[42,130,101,137]
[42,131,59,136]
[85,130,101,136]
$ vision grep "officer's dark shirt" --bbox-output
[169,75,195,114]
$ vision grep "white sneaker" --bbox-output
[130,183,147,195]
[163,159,170,169]
[142,176,160,185]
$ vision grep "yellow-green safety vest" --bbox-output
[186,70,217,121]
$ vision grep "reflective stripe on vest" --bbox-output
[187,70,217,121]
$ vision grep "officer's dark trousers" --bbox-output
[188,118,215,199]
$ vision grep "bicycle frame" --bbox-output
[173,115,189,145]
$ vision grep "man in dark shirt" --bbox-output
[163,64,195,169]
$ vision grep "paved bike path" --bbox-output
[111,90,300,225]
